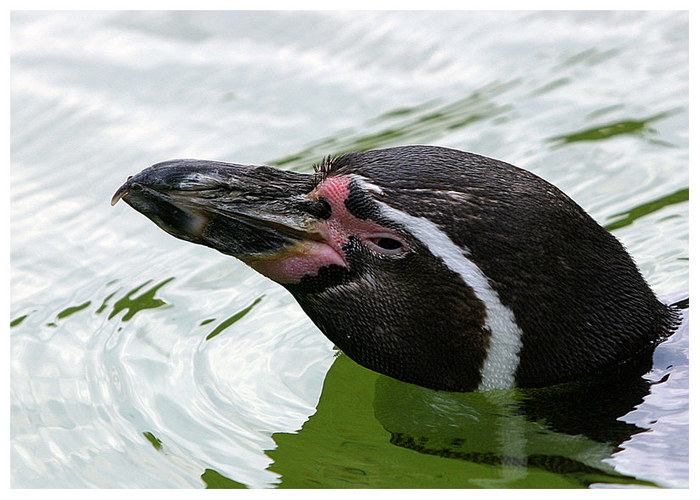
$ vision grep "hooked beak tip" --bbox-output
[111,176,133,206]
[111,186,128,206]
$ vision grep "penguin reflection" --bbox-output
[373,368,651,485]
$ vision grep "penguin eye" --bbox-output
[376,238,402,250]
[364,235,408,257]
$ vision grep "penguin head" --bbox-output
[113,145,678,392]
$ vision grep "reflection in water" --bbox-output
[263,341,680,488]
[206,296,265,341]
[56,301,92,319]
[558,48,619,68]
[10,279,177,328]
[201,468,247,489]
[109,278,175,321]
[10,314,30,327]
[604,188,689,231]
[373,368,656,487]
[548,109,680,145]
[46,301,93,327]
[272,81,518,171]
[11,278,268,344]
[143,431,163,451]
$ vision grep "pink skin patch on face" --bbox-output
[245,175,404,284]
[244,239,347,284]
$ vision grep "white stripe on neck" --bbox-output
[374,199,524,391]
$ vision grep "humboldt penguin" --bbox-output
[112,145,679,392]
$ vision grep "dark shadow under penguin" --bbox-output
[112,145,680,392]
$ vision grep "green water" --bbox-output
[266,356,662,488]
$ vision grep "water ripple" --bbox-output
[11,10,687,488]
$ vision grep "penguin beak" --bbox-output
[112,159,343,282]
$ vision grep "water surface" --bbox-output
[11,11,688,488]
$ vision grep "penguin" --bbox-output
[112,145,679,392]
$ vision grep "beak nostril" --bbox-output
[317,199,332,219]
[300,198,332,220]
